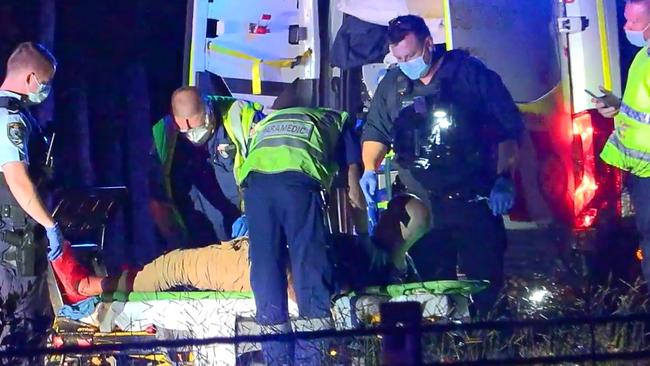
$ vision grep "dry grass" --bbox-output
[321,274,650,366]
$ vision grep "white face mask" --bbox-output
[26,74,51,104]
[185,125,211,145]
[625,21,650,47]
[181,107,215,145]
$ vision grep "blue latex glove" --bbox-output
[359,171,378,206]
[488,176,515,216]
[231,215,249,238]
[46,223,64,261]
[367,204,379,235]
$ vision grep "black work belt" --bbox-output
[0,204,30,230]
[0,205,36,276]
[0,229,37,277]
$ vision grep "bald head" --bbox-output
[625,0,650,39]
[171,86,205,130]
[2,42,56,97]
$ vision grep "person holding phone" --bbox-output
[593,0,650,283]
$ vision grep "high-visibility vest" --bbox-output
[220,99,264,184]
[151,95,263,216]
[236,107,348,189]
[601,47,650,177]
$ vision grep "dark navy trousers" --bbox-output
[243,172,334,365]
[629,174,650,283]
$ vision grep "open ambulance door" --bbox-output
[562,0,624,235]
[446,0,621,232]
[444,1,571,228]
[183,0,326,110]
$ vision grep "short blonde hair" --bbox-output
[6,42,56,77]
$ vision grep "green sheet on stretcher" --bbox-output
[102,291,254,302]
[350,280,490,298]
[100,280,488,303]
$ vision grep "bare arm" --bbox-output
[347,163,365,208]
[362,141,389,172]
[347,163,369,234]
[3,161,55,228]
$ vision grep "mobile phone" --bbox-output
[585,89,620,108]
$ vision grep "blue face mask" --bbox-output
[398,51,432,80]
[26,74,51,104]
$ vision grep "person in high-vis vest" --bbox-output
[232,107,361,366]
[595,0,650,282]
[148,87,263,249]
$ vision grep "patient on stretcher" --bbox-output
[51,194,431,306]
[51,237,252,304]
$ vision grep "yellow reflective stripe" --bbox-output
[188,40,195,85]
[443,0,453,50]
[207,43,312,95]
[252,60,262,94]
[596,0,612,90]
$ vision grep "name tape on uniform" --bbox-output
[259,120,314,140]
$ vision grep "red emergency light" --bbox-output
[572,111,598,218]
[575,208,598,229]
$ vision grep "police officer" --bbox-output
[0,42,65,364]
[360,15,523,317]
[594,0,650,283]
[234,107,361,365]
[149,86,263,248]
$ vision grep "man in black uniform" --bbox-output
[359,15,523,317]
[0,42,65,365]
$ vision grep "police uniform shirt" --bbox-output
[362,49,523,149]
[0,90,31,172]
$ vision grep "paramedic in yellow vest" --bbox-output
[595,0,650,282]
[148,87,262,248]
[233,107,362,366]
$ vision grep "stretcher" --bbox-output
[47,289,299,366]
[45,188,488,365]
[47,275,487,366]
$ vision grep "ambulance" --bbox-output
[182,0,634,278]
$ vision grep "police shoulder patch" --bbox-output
[7,122,25,149]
